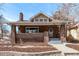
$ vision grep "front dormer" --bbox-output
[30,13,52,22]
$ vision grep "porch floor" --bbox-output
[49,38,62,44]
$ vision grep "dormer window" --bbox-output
[30,13,52,22]
[33,18,49,22]
[44,19,47,22]
[40,19,43,22]
[35,19,38,22]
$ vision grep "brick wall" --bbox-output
[16,33,44,43]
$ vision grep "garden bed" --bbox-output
[0,45,57,52]
[0,43,62,56]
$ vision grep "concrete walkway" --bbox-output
[48,38,79,55]
[52,44,79,55]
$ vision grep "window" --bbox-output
[35,19,38,22]
[49,28,52,32]
[26,28,30,33]
[25,27,39,33]
[44,19,47,22]
[40,19,43,22]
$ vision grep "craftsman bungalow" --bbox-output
[8,12,73,45]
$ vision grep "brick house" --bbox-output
[8,12,73,45]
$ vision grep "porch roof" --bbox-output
[8,20,71,26]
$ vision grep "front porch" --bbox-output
[11,25,49,45]
[10,23,67,45]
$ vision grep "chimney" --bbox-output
[19,12,23,21]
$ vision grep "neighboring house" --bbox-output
[67,23,79,42]
[8,12,73,45]
[0,15,7,39]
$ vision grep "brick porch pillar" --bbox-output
[60,24,66,43]
[11,25,16,46]
[44,31,49,44]
[58,25,61,40]
[65,24,67,42]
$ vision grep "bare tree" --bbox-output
[61,3,79,22]
[53,10,67,20]
[53,3,79,22]
[0,4,4,39]
[0,4,8,39]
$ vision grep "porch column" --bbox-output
[44,31,49,44]
[11,25,16,46]
[58,25,61,40]
[60,24,66,43]
[65,24,67,42]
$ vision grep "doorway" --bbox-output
[49,25,60,38]
[49,25,60,41]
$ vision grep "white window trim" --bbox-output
[34,18,49,22]
[25,27,39,33]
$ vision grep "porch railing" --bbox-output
[16,33,44,43]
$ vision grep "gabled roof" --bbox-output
[30,12,52,21]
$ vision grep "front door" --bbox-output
[53,26,60,38]
[48,26,60,38]
[48,27,53,38]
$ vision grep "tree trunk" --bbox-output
[0,25,3,39]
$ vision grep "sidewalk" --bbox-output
[52,44,79,56]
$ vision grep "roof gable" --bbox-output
[33,13,48,18]
[30,13,52,21]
